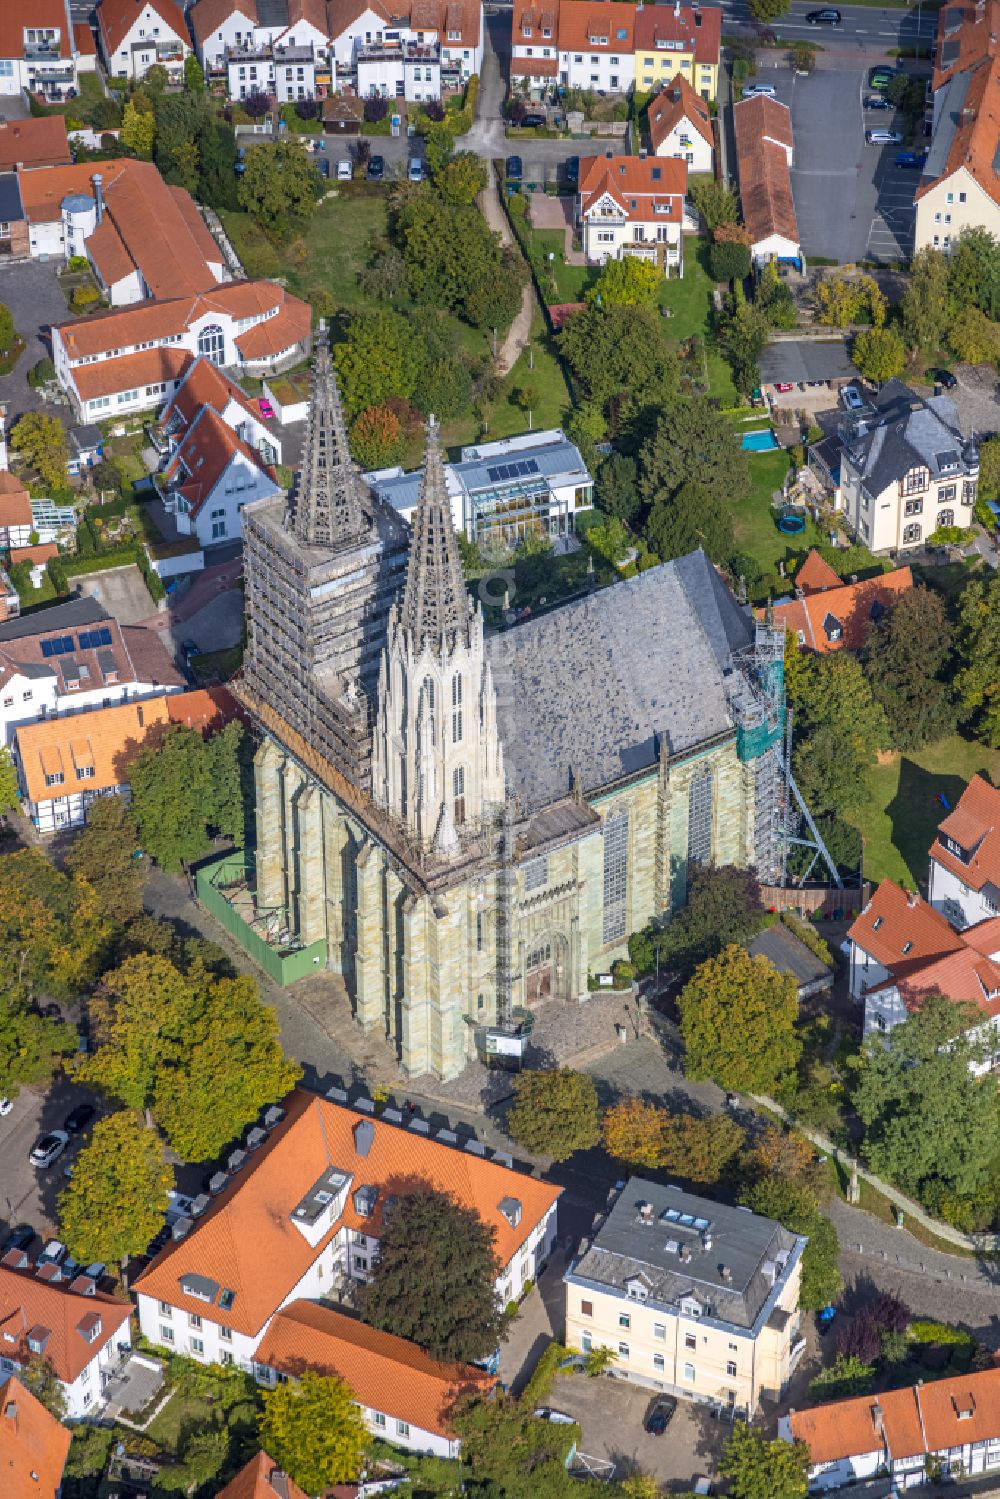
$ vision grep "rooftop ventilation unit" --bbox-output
[381,1107,403,1124]
[172,1216,194,1241]
[493,1151,513,1167]
[637,1201,653,1224]
[326,1086,349,1104]
[437,1129,458,1144]
[354,1097,375,1115]
[262,1105,284,1130]
[208,1171,228,1195]
[408,1117,430,1134]
[190,1194,211,1218]
[354,1118,375,1157]
[465,1140,487,1155]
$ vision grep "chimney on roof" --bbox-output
[720,1264,732,1281]
[2,1400,16,1432]
[963,105,977,125]
[354,1117,375,1157]
[907,890,919,908]
[871,1400,886,1440]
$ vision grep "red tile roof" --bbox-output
[255,1301,495,1437]
[914,55,1000,211]
[734,95,798,250]
[68,346,194,404]
[0,117,71,172]
[931,773,1000,893]
[648,74,714,154]
[510,55,559,75]
[134,1089,561,1339]
[215,1451,311,1499]
[189,0,259,46]
[557,1,636,54]
[0,1263,132,1386]
[633,3,721,65]
[74,20,97,56]
[9,545,57,567]
[579,153,686,222]
[55,280,301,360]
[791,1368,1000,1467]
[0,1378,72,1499]
[933,0,1000,89]
[849,878,962,971]
[0,475,32,530]
[512,0,558,42]
[0,0,76,59]
[769,565,913,653]
[326,0,392,42]
[163,405,275,517]
[235,300,312,360]
[163,354,263,430]
[98,0,188,56]
[795,548,842,594]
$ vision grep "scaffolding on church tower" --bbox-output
[472,792,530,1068]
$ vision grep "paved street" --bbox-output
[0,260,76,426]
[722,0,938,51]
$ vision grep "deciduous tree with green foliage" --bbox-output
[507,1068,600,1161]
[710,237,752,284]
[455,1394,580,1498]
[0,849,110,1001]
[716,289,770,397]
[334,307,426,420]
[20,1355,66,1419]
[434,150,487,205]
[955,571,1000,745]
[792,653,889,816]
[602,1097,745,1185]
[77,952,301,1161]
[688,178,738,232]
[628,863,765,982]
[238,139,319,239]
[559,304,678,426]
[816,273,885,328]
[183,53,205,92]
[679,945,801,1093]
[585,255,661,307]
[721,1422,809,1499]
[640,394,751,509]
[645,480,735,566]
[360,1190,501,1361]
[901,247,951,353]
[980,434,1000,498]
[0,303,15,353]
[58,1110,172,1265]
[949,304,1000,364]
[852,326,906,385]
[0,746,19,815]
[127,721,246,871]
[349,403,404,468]
[11,412,68,492]
[64,797,145,920]
[121,97,156,158]
[260,1371,368,1492]
[863,585,955,750]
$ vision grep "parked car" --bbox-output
[868,66,896,90]
[932,368,958,389]
[865,95,892,110]
[258,397,275,419]
[29,1131,69,1169]
[336,158,352,181]
[180,639,201,662]
[38,1239,67,1267]
[505,155,523,181]
[522,112,547,128]
[866,129,903,145]
[806,8,841,22]
[742,83,777,99]
[774,381,793,393]
[1,1225,34,1254]
[316,156,330,179]
[367,154,384,180]
[693,1481,714,1497]
[64,1102,96,1134]
[533,1408,576,1425]
[564,155,580,185]
[645,1397,678,1435]
[0,1098,11,1118]
[841,384,865,411]
[895,149,927,168]
[408,156,424,181]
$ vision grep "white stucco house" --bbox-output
[97,0,191,81]
[577,153,686,271]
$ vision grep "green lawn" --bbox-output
[658,246,737,405]
[845,736,1000,888]
[730,448,823,595]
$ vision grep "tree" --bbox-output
[58,1110,172,1265]
[77,953,301,1161]
[688,178,738,232]
[679,945,801,1093]
[629,863,765,983]
[64,797,145,919]
[0,302,15,353]
[816,273,885,329]
[980,434,1000,498]
[121,97,156,158]
[721,1424,808,1499]
[852,994,1000,1203]
[360,1190,501,1362]
[0,746,19,815]
[901,248,951,353]
[0,998,75,1099]
[238,139,318,239]
[349,403,404,468]
[863,585,955,750]
[10,412,68,492]
[0,849,110,1001]
[414,357,473,421]
[793,653,889,815]
[661,1111,745,1184]
[455,1393,580,1498]
[586,255,661,307]
[603,1096,669,1169]
[334,308,427,420]
[506,1068,600,1162]
[259,1371,368,1492]
[393,191,523,331]
[710,238,751,284]
[948,226,1000,318]
[560,304,678,423]
[20,1355,66,1419]
[640,394,751,509]
[424,120,455,175]
[955,572,1000,745]
[645,480,735,566]
[852,326,906,385]
[184,53,205,92]
[595,453,640,524]
[127,722,246,870]
[435,150,486,204]
[740,1169,842,1311]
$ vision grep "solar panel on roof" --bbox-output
[41,640,54,658]
[99,627,112,646]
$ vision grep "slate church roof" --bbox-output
[486,549,753,811]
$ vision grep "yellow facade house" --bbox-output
[564,1179,807,1416]
[633,3,721,101]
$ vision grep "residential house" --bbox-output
[564,1178,807,1416]
[158,405,282,548]
[0,0,89,102]
[577,153,686,271]
[782,1366,1000,1490]
[0,472,33,549]
[0,1377,73,1499]
[913,0,1000,253]
[0,116,71,172]
[17,157,225,300]
[160,355,282,467]
[254,1300,495,1458]
[97,0,191,81]
[0,594,185,745]
[847,877,1000,1070]
[0,1254,133,1418]
[367,427,593,545]
[353,0,482,102]
[837,378,978,552]
[14,685,240,831]
[557,0,635,92]
[134,1090,562,1373]
[510,0,559,95]
[190,0,260,76]
[51,280,312,420]
[928,772,1000,928]
[768,551,914,654]
[217,1452,310,1499]
[733,94,800,267]
[633,3,721,101]
[10,545,58,589]
[648,74,714,174]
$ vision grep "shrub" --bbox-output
[364,96,388,123]
[244,92,271,119]
[809,1353,876,1401]
[611,958,637,988]
[928,524,966,546]
[71,285,100,312]
[67,255,90,272]
[423,100,445,123]
[909,1320,973,1347]
[295,96,320,120]
[835,1316,882,1366]
[27,357,55,389]
[869,1293,910,1335]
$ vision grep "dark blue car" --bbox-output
[895,150,927,169]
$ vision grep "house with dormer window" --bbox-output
[767,550,914,656]
[134,1090,561,1379]
[0,1257,133,1418]
[510,0,559,93]
[564,1178,806,1416]
[577,153,686,271]
[648,74,714,174]
[0,0,91,103]
[929,773,1000,929]
[557,0,635,92]
[97,0,191,82]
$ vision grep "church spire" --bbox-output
[291,323,367,550]
[399,416,470,648]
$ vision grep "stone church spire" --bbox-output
[291,324,367,550]
[399,417,470,647]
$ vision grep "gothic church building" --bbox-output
[240,334,773,1080]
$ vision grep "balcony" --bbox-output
[24,43,64,63]
[357,42,440,63]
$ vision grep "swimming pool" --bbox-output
[742,429,781,452]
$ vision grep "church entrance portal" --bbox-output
[525,933,568,1003]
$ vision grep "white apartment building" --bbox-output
[0,0,91,102]
[556,0,636,92]
[97,0,191,81]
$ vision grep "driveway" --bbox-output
[0,259,75,425]
[74,564,158,626]
[919,363,1000,442]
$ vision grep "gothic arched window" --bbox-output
[602,805,628,944]
[453,765,466,825]
[197,323,225,366]
[423,676,435,712]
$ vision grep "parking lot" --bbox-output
[0,1070,107,1256]
[757,66,918,264]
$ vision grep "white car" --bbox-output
[533,1408,576,1424]
[841,384,865,412]
[742,83,777,99]
[29,1130,69,1169]
[866,128,903,145]
[38,1239,67,1267]
[336,159,352,181]
[0,1098,12,1117]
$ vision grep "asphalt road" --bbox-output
[719,0,938,50]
